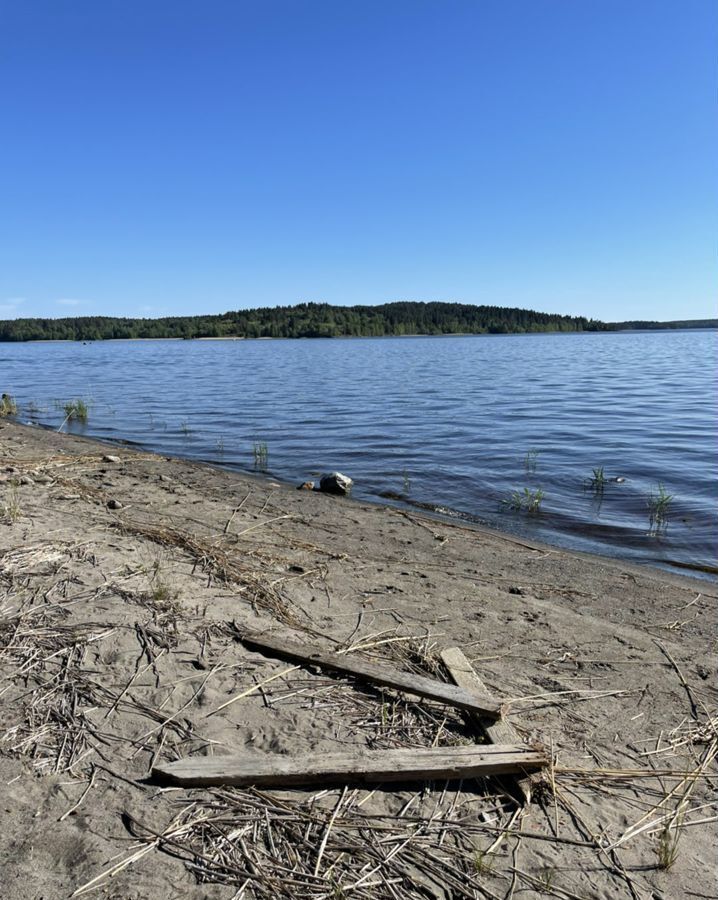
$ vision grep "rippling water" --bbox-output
[2,330,716,577]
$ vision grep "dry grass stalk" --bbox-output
[607,737,718,852]
[112,519,305,628]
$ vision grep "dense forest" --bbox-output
[0,301,713,342]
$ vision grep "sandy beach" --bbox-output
[0,420,715,900]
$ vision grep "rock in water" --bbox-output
[319,472,353,496]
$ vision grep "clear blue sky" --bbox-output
[1,0,715,322]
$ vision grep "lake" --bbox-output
[2,330,716,578]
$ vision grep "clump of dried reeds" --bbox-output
[112,519,304,628]
[116,784,513,899]
[0,604,114,774]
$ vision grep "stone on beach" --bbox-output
[319,472,353,495]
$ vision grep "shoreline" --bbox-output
[5,323,718,345]
[0,420,716,898]
[37,418,718,586]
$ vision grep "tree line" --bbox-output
[0,301,713,342]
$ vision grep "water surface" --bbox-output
[2,330,716,577]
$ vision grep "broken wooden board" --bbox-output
[153,744,547,788]
[238,629,502,719]
[441,646,540,804]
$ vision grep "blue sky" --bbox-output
[1,0,715,322]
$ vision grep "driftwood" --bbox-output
[237,629,502,718]
[153,744,546,788]
[441,646,540,804]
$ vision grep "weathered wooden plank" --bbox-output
[440,646,539,804]
[153,744,547,788]
[237,629,502,718]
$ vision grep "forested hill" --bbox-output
[0,301,599,341]
[0,302,714,342]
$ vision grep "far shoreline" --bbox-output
[7,325,717,346]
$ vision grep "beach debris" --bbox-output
[297,480,315,491]
[235,628,502,718]
[319,472,352,495]
[106,499,123,510]
[153,743,546,788]
[102,454,121,463]
[19,475,34,485]
[441,646,539,805]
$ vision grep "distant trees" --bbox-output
[0,301,712,343]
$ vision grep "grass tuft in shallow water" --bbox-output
[648,483,672,535]
[585,466,606,493]
[252,440,269,471]
[504,486,544,514]
[62,399,89,423]
[524,448,539,473]
[0,393,18,417]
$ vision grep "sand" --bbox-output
[0,420,715,900]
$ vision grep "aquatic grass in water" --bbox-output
[56,398,90,431]
[585,466,606,493]
[648,483,672,536]
[62,399,89,423]
[503,487,544,514]
[252,440,269,471]
[401,468,411,496]
[524,448,539,474]
[24,400,48,417]
[0,393,17,417]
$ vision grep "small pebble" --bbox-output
[107,499,123,510]
[297,481,315,491]
[103,454,121,463]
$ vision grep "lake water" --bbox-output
[2,330,716,578]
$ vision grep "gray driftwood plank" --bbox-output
[238,629,502,719]
[440,646,539,804]
[153,744,546,788]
